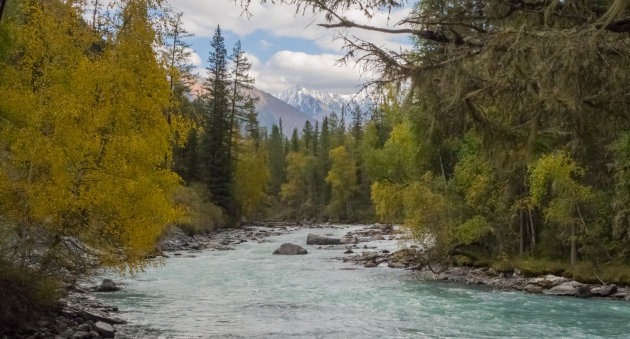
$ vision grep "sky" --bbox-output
[170,0,414,96]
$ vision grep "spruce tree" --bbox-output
[302,120,314,153]
[290,128,300,152]
[268,124,286,196]
[200,26,233,212]
[351,103,362,142]
[227,40,256,164]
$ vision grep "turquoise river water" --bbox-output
[98,226,630,338]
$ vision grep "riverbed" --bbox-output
[98,226,630,338]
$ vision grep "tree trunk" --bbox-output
[519,209,524,256]
[528,209,536,252]
[0,0,7,24]
[570,224,577,266]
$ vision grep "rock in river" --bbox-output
[273,243,308,255]
[306,233,341,245]
[96,279,120,292]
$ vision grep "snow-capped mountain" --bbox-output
[186,78,314,136]
[278,86,373,122]
[246,88,315,136]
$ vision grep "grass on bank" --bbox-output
[457,255,630,285]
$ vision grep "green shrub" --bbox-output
[0,260,63,330]
[173,182,224,235]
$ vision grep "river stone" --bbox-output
[591,284,618,297]
[94,321,115,338]
[71,331,90,339]
[543,281,585,297]
[96,279,120,292]
[388,261,406,269]
[79,310,127,324]
[531,275,568,288]
[576,286,593,298]
[306,233,341,245]
[273,243,308,255]
[524,284,544,294]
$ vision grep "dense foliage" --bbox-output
[264,0,630,272]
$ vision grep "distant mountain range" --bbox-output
[187,79,314,136]
[186,80,371,136]
[246,88,315,137]
[277,86,373,122]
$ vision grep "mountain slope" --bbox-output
[247,88,315,136]
[187,79,314,137]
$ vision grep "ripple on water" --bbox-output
[99,226,630,339]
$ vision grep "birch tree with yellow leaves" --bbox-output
[0,0,181,278]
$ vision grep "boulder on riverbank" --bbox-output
[306,233,341,245]
[543,281,592,297]
[94,321,115,338]
[591,284,618,297]
[273,243,308,255]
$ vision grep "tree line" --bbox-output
[259,0,630,281]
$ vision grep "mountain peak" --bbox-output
[278,86,373,121]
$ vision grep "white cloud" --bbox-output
[187,49,203,66]
[172,1,413,52]
[171,1,412,94]
[173,0,325,39]
[250,50,375,95]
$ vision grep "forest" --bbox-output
[2,0,630,332]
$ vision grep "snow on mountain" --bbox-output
[246,88,315,137]
[186,79,314,137]
[278,86,373,122]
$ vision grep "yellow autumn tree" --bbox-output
[325,146,358,220]
[0,0,181,275]
[281,152,316,220]
[234,140,269,217]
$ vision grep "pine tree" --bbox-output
[318,116,332,208]
[302,120,314,153]
[351,103,363,142]
[290,128,300,152]
[268,124,285,196]
[227,40,255,165]
[312,121,319,156]
[200,26,233,212]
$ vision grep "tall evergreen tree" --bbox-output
[312,121,319,156]
[200,26,233,212]
[227,40,255,164]
[318,116,332,208]
[302,120,314,153]
[290,128,300,152]
[351,103,363,142]
[268,124,286,196]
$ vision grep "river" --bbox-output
[98,226,630,338]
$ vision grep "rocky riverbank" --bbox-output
[337,225,630,301]
[1,285,124,339]
[157,222,346,254]
[2,223,311,339]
